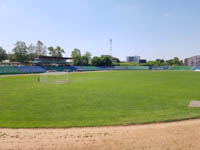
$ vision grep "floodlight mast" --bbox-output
[110,38,112,57]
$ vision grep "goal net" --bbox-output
[38,71,69,84]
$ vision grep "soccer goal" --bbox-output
[38,71,69,84]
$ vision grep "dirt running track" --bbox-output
[0,119,200,150]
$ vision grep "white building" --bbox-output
[184,55,200,66]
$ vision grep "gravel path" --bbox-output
[1,119,200,150]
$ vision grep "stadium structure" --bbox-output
[0,55,200,75]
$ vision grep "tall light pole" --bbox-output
[109,38,112,57]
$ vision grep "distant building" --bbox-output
[184,55,200,66]
[126,56,141,63]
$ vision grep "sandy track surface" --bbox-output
[1,119,200,150]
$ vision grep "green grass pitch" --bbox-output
[0,71,200,128]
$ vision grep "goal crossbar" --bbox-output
[39,71,69,84]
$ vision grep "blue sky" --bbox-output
[0,0,200,61]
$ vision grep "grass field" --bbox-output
[0,71,200,128]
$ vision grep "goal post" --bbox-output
[38,71,69,84]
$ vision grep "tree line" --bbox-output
[118,58,183,66]
[145,58,183,66]
[0,40,118,66]
[0,40,65,63]
[0,41,184,66]
[70,48,120,66]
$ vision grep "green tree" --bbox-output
[155,59,165,66]
[27,43,36,54]
[55,46,65,57]
[100,55,112,66]
[81,56,89,66]
[71,48,82,65]
[112,57,120,63]
[91,56,102,66]
[72,55,82,66]
[91,55,113,66]
[173,57,183,65]
[35,40,47,56]
[84,51,92,63]
[146,61,156,66]
[7,54,16,62]
[0,47,7,62]
[48,46,65,57]
[12,41,28,63]
[27,43,37,61]
[166,57,183,66]
[71,48,81,57]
